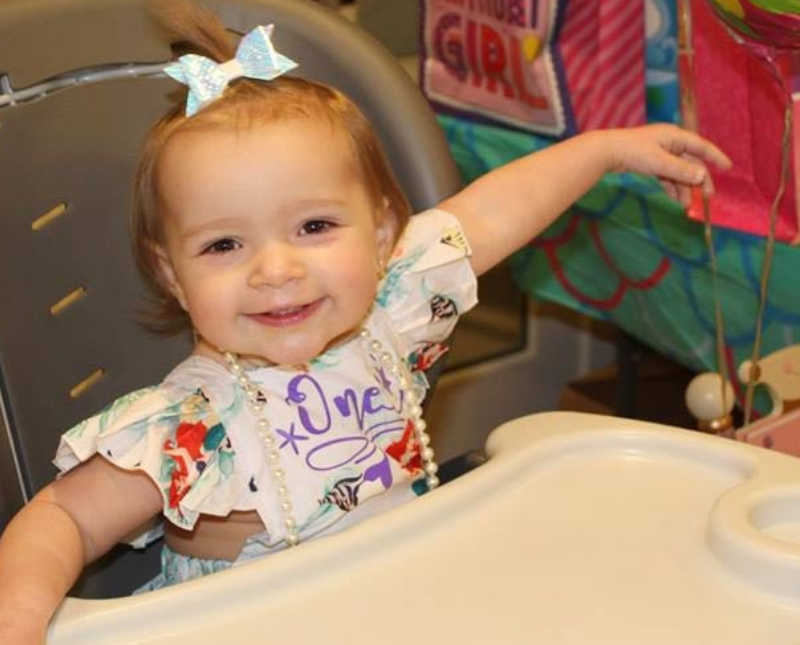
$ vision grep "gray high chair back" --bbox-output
[0,0,461,598]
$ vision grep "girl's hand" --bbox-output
[604,123,733,206]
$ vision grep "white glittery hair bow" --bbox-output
[164,24,298,116]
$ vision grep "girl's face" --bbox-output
[155,119,394,366]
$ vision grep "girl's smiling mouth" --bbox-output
[246,298,325,327]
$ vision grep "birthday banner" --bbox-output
[419,0,647,137]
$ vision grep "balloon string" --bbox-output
[683,0,730,418]
[743,49,790,425]
[702,193,731,418]
[678,0,697,131]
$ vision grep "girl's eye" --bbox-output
[202,238,240,254]
[300,219,335,236]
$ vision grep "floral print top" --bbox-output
[53,209,477,549]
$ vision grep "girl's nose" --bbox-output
[247,242,306,288]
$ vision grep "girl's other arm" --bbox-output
[439,124,732,276]
[0,456,162,643]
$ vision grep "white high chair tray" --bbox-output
[49,412,800,644]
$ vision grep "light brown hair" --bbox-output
[133,1,411,334]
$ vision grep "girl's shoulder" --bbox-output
[387,208,474,274]
[372,209,478,361]
[53,354,239,531]
[58,355,233,455]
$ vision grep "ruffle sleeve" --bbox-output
[53,378,239,534]
[375,209,478,370]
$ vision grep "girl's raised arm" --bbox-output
[0,457,162,644]
[439,124,732,277]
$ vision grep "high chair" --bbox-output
[0,0,460,599]
[40,412,800,643]
[5,2,800,643]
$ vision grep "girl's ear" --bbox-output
[152,244,189,311]
[375,198,398,266]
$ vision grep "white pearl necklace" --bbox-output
[358,327,440,491]
[223,328,439,548]
[224,351,300,547]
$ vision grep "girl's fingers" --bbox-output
[660,178,678,202]
[683,151,716,196]
[701,167,716,196]
[677,183,692,208]
[622,124,727,199]
[660,179,696,209]
[656,150,707,186]
[661,178,702,208]
[660,125,732,170]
